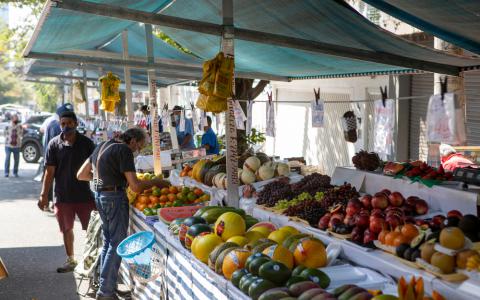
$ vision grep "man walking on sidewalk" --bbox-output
[38,111,96,273]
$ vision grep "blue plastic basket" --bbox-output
[117,231,155,278]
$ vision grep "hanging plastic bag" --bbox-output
[198,53,220,96]
[205,94,228,113]
[233,100,247,130]
[213,53,234,98]
[190,103,199,133]
[266,99,275,137]
[246,100,253,135]
[311,99,325,128]
[426,93,466,145]
[72,81,86,103]
[99,72,121,113]
[342,111,357,143]
[179,109,186,132]
[374,99,395,159]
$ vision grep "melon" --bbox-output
[256,165,275,181]
[158,206,203,224]
[204,164,226,186]
[249,222,277,232]
[262,244,294,270]
[293,238,327,268]
[243,156,261,173]
[268,229,293,245]
[227,236,249,247]
[275,163,290,177]
[185,224,212,250]
[208,242,238,270]
[214,212,246,241]
[192,159,210,181]
[178,216,207,248]
[222,249,252,280]
[213,173,227,189]
[199,161,215,183]
[191,233,223,263]
[256,152,270,165]
[241,170,256,185]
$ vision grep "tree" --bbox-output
[33,82,60,112]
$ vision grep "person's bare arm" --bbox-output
[124,172,170,193]
[77,159,93,181]
[38,166,55,210]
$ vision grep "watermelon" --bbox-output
[249,222,277,232]
[179,216,207,248]
[185,224,212,250]
[158,205,203,224]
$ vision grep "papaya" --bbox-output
[252,241,277,254]
[208,242,237,270]
[215,246,241,274]
[201,207,245,224]
[258,288,290,300]
[286,276,306,287]
[222,249,251,280]
[282,234,310,249]
[194,206,218,217]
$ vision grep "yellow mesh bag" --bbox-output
[213,54,234,98]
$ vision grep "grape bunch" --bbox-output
[256,178,294,207]
[283,199,326,226]
[321,183,360,210]
[274,192,312,210]
[291,173,332,195]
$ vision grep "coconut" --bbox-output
[276,163,290,177]
[241,169,256,184]
[256,165,275,181]
[243,156,261,173]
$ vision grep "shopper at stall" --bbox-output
[76,127,169,300]
[172,105,195,150]
[38,111,96,273]
[201,116,219,155]
[4,114,23,177]
[439,143,476,172]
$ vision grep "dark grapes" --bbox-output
[256,177,295,207]
[283,199,326,226]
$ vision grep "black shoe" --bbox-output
[115,288,132,297]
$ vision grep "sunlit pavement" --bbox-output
[0,139,93,300]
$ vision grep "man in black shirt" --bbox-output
[38,111,96,273]
[77,127,168,300]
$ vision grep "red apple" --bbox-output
[406,196,419,207]
[380,189,391,196]
[372,193,389,210]
[388,192,405,207]
[432,215,446,227]
[371,209,385,218]
[369,216,386,234]
[415,199,429,215]
[355,214,370,229]
[363,229,377,244]
[404,216,415,224]
[386,214,401,230]
[447,210,463,219]
[351,226,364,243]
[346,200,362,217]
[343,215,354,227]
[318,214,331,230]
[329,217,342,229]
[360,195,372,209]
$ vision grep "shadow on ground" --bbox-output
[0,246,84,300]
[0,168,39,201]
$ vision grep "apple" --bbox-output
[372,193,389,210]
[447,210,463,219]
[406,196,419,207]
[359,195,372,209]
[369,216,386,234]
[431,215,446,229]
[404,216,415,224]
[386,214,401,229]
[388,192,405,207]
[363,229,377,244]
[380,189,391,196]
[402,205,415,216]
[355,214,370,229]
[343,215,355,227]
[371,209,385,218]
[415,199,429,215]
[318,214,331,230]
[329,217,342,229]
[346,200,362,216]
[359,209,370,216]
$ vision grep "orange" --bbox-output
[149,195,159,204]
[167,193,176,202]
[401,224,419,242]
[378,229,390,245]
[137,203,146,211]
[194,188,203,196]
[159,195,168,203]
[180,171,187,177]
[385,231,401,246]
[137,195,149,205]
[393,234,410,247]
[169,186,178,194]
[160,187,169,195]
[148,203,155,209]
[188,170,193,177]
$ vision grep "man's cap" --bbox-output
[56,103,74,116]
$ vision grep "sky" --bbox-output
[7,3,35,28]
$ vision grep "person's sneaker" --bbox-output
[56,257,77,273]
[96,294,119,300]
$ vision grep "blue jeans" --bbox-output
[95,191,129,297]
[4,147,20,176]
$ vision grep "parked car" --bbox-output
[21,113,52,163]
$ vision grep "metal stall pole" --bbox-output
[222,0,240,208]
[122,30,134,128]
[83,68,89,117]
[145,24,162,175]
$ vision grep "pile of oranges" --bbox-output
[378,223,420,247]
[133,185,210,212]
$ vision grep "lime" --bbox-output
[187,192,197,202]
[173,200,183,207]
[182,187,190,195]
[152,188,161,197]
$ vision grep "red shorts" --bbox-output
[54,201,96,233]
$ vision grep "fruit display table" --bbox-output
[251,206,479,300]
[332,167,479,215]
[119,207,249,300]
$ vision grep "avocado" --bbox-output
[338,287,367,300]
[299,268,331,289]
[249,279,277,300]
[246,253,270,270]
[332,284,356,297]
[410,232,425,249]
[240,275,259,294]
[258,288,291,300]
[258,261,291,286]
[286,276,306,287]
[231,268,249,288]
[395,244,410,258]
[292,265,307,277]
[403,247,416,262]
[410,249,421,262]
[249,257,272,276]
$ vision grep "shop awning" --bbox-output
[362,0,480,55]
[24,0,480,81]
